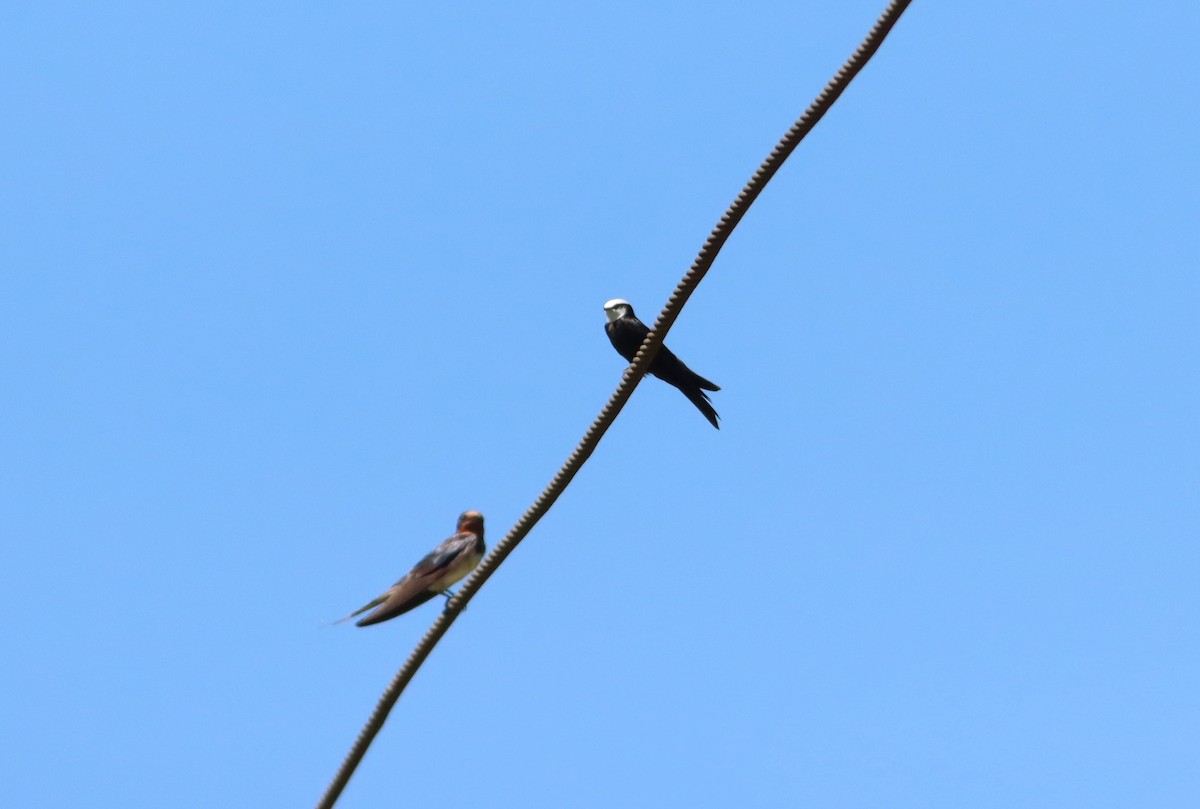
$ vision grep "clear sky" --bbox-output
[3,2,1197,807]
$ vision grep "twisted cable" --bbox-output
[316,3,912,806]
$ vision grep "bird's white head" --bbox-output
[603,298,632,323]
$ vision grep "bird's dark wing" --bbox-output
[686,367,719,392]
[353,532,479,626]
[411,532,479,575]
[644,344,712,389]
[609,317,719,390]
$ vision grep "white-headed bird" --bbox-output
[603,298,721,429]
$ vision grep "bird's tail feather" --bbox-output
[681,387,720,429]
[334,595,386,625]
[354,590,438,626]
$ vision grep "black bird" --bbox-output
[603,298,721,429]
[339,510,485,627]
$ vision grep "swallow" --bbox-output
[603,298,721,429]
[339,510,485,627]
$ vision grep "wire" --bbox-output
[315,2,913,806]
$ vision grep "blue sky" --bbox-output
[2,2,1198,807]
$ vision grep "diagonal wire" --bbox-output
[315,2,913,806]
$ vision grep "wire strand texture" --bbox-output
[315,2,913,806]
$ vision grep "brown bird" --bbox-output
[339,510,485,627]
